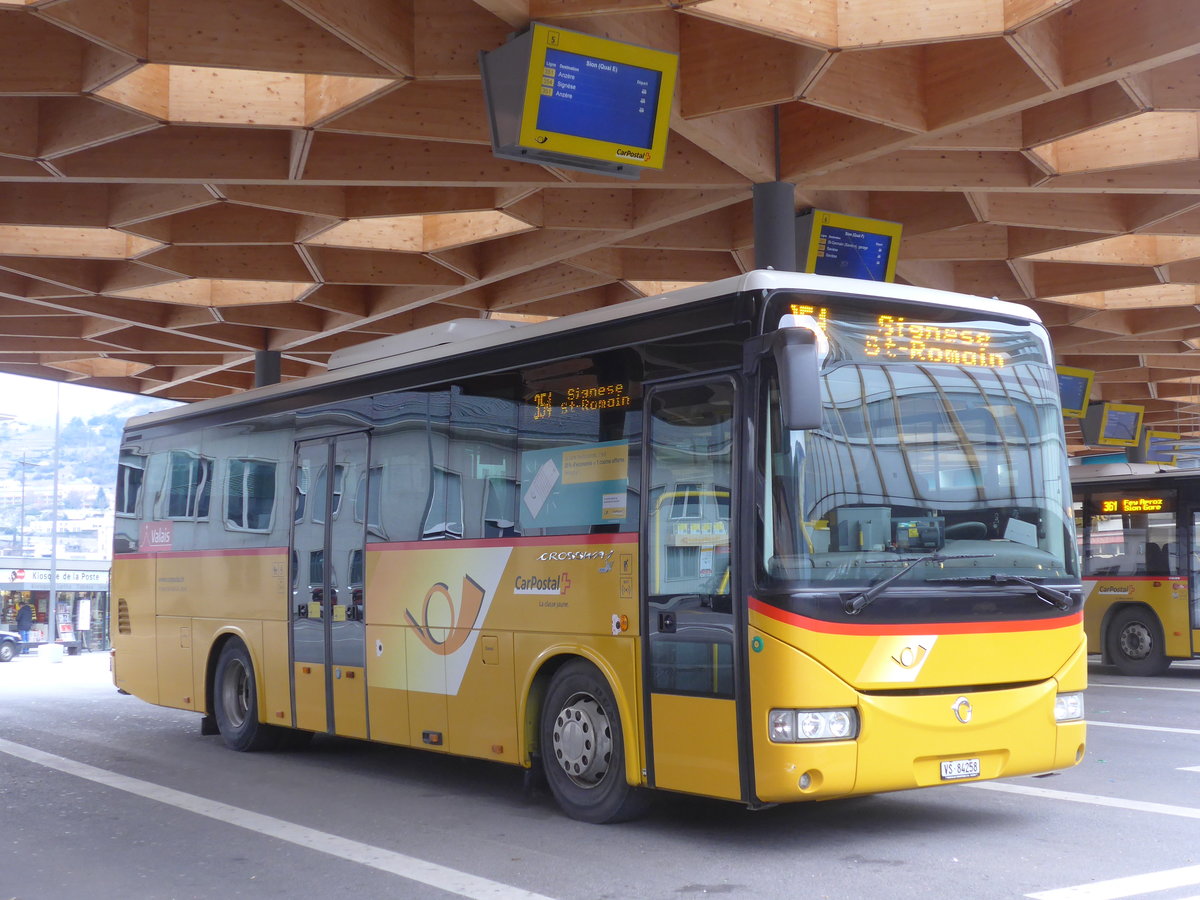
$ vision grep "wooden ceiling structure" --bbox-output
[1,0,1199,454]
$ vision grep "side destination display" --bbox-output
[480,22,678,179]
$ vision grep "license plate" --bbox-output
[940,757,980,780]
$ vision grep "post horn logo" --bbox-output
[952,696,973,724]
[405,575,486,655]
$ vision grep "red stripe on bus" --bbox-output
[748,596,1083,635]
[1082,576,1184,582]
[115,546,287,561]
[114,533,638,560]
[369,533,639,552]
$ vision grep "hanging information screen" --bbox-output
[537,49,662,150]
[1056,365,1094,418]
[480,23,678,179]
[796,210,903,282]
[1081,401,1144,448]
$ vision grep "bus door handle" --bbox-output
[658,612,676,633]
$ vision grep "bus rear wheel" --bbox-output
[1107,607,1171,677]
[540,660,648,823]
[213,640,282,751]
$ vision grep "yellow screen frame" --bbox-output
[517,23,678,170]
[1143,429,1180,466]
[799,210,903,283]
[1056,365,1094,418]
[1095,402,1144,447]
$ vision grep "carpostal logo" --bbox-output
[405,576,486,656]
[514,572,571,596]
[615,148,651,162]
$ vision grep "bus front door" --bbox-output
[290,433,369,738]
[643,378,744,801]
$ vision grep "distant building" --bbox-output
[0,556,110,651]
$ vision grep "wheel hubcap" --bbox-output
[552,693,613,788]
[221,659,250,727]
[1119,622,1153,661]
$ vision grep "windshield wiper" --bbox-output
[926,574,1073,611]
[843,553,995,615]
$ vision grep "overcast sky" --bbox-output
[0,374,176,429]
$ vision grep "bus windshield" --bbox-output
[762,293,1078,594]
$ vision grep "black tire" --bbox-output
[540,659,649,823]
[1106,606,1171,676]
[212,641,281,751]
[0,640,13,662]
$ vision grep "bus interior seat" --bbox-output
[946,521,987,541]
[1145,542,1168,575]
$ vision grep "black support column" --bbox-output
[254,350,281,388]
[752,181,797,272]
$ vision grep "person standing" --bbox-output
[15,600,33,654]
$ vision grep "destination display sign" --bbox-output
[788,304,1009,368]
[1098,496,1170,514]
[532,383,631,419]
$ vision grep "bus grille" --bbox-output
[117,598,131,634]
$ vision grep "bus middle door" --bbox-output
[290,432,369,738]
[643,377,744,801]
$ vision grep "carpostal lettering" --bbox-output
[615,148,650,161]
[514,573,570,595]
[538,549,614,564]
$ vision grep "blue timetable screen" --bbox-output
[536,48,661,149]
[1058,372,1088,413]
[1104,409,1140,442]
[812,226,893,281]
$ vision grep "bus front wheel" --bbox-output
[1107,607,1171,677]
[213,641,281,751]
[540,660,648,823]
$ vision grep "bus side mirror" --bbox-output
[769,328,822,431]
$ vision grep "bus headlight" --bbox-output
[768,708,859,742]
[1054,692,1085,722]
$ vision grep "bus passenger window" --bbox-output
[165,451,213,520]
[226,459,276,531]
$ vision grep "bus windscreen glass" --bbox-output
[760,292,1076,611]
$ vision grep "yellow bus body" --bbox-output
[746,603,1085,802]
[1082,576,1195,659]
[114,534,1086,805]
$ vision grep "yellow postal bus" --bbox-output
[1072,463,1200,675]
[111,270,1086,822]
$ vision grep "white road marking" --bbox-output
[1088,681,1200,694]
[969,781,1200,820]
[0,737,557,900]
[1178,765,1200,773]
[1088,720,1200,736]
[1025,863,1200,900]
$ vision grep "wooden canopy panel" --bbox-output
[1,0,1199,453]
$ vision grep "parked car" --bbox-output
[0,629,20,662]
